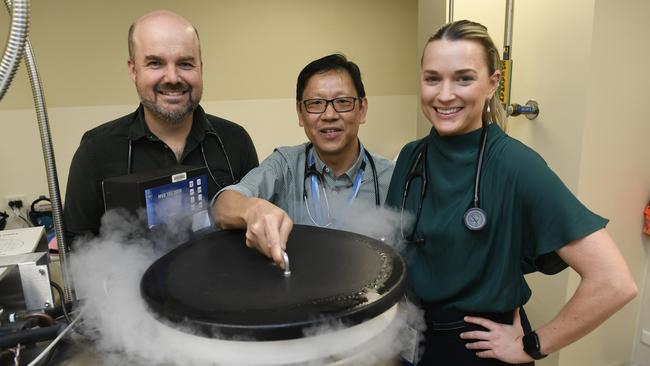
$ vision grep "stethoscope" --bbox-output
[400,123,489,244]
[303,142,380,227]
[127,129,236,190]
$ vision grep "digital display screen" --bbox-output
[144,174,210,230]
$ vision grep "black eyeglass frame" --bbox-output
[301,97,359,114]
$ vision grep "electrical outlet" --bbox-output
[5,194,26,209]
[642,329,650,346]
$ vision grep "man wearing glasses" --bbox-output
[211,54,394,267]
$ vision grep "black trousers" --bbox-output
[418,306,535,366]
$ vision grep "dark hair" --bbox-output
[296,53,366,101]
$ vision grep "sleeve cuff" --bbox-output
[209,185,254,229]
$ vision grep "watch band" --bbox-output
[522,331,547,360]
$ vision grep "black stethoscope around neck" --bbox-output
[126,130,236,190]
[401,123,489,244]
[303,142,380,227]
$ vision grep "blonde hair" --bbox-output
[424,20,506,130]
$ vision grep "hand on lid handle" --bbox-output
[213,191,294,269]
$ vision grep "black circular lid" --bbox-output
[140,224,406,341]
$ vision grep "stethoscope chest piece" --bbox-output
[464,207,487,231]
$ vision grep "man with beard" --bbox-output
[64,10,258,246]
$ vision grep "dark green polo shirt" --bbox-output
[64,105,258,246]
[385,123,607,312]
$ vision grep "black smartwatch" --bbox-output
[522,331,547,360]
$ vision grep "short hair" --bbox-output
[424,20,506,129]
[296,53,366,101]
[127,21,201,60]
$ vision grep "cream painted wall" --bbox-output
[0,0,419,108]
[0,0,418,213]
[452,0,648,365]
[567,1,650,365]
[5,1,646,364]
[454,1,594,191]
[416,0,447,138]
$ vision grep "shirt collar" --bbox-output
[127,104,153,141]
[310,141,366,182]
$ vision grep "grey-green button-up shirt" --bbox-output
[218,142,394,227]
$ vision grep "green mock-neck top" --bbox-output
[385,123,607,312]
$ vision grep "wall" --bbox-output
[570,1,650,365]
[0,0,419,212]
[416,0,447,138]
[3,1,648,364]
[452,0,648,365]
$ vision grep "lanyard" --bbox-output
[307,147,367,206]
[304,143,373,227]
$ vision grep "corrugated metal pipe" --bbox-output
[2,0,75,302]
[0,0,28,100]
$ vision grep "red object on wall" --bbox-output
[644,202,650,236]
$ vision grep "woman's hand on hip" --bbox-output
[461,308,533,364]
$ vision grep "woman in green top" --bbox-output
[385,20,637,365]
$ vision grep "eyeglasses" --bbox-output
[302,97,358,114]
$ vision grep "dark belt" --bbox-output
[419,304,535,366]
[422,304,517,331]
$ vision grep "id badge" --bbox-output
[400,324,420,365]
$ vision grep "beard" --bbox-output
[140,82,200,125]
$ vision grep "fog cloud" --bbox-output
[69,203,423,365]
